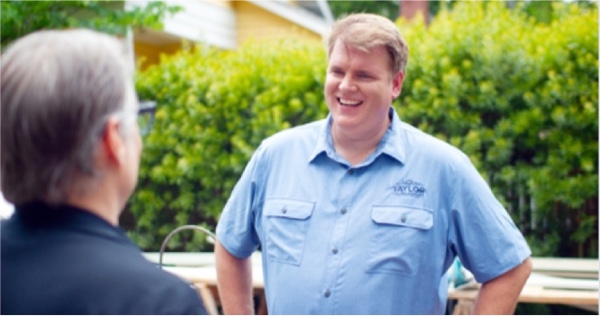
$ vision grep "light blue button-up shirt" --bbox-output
[216,108,531,314]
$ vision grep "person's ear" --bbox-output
[391,71,405,100]
[100,116,126,167]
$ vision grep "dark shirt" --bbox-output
[1,202,207,314]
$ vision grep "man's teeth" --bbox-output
[339,98,362,106]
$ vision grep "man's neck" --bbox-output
[66,198,121,226]
[331,122,389,166]
[65,180,123,226]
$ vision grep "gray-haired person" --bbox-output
[1,29,207,315]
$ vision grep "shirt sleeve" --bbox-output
[448,152,531,284]
[216,144,265,259]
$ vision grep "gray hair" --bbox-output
[326,13,409,74]
[1,29,135,205]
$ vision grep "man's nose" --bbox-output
[339,76,357,91]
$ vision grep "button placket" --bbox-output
[320,166,356,309]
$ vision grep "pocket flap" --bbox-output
[372,206,433,229]
[264,199,315,220]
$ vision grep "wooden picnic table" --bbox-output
[145,253,599,315]
[145,252,265,315]
[530,257,598,279]
[448,258,599,314]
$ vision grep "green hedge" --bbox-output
[127,39,327,251]
[398,1,598,257]
[128,1,597,257]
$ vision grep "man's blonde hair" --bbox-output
[326,13,409,74]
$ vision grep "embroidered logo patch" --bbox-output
[392,179,426,197]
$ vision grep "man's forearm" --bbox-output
[215,241,254,314]
[473,257,533,314]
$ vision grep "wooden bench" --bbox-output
[146,253,599,315]
[448,257,599,314]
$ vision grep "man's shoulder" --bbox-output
[73,245,206,313]
[83,239,181,284]
[1,235,205,314]
[399,121,469,162]
[105,258,207,313]
[0,216,17,237]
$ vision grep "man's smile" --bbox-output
[338,98,363,107]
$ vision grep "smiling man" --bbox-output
[215,13,532,314]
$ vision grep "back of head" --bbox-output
[1,29,132,205]
[326,13,409,74]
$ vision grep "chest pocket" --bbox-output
[366,206,433,276]
[263,199,314,266]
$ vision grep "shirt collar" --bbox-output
[15,201,136,247]
[308,107,406,165]
[380,107,406,164]
[308,115,335,162]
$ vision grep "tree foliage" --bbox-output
[1,0,180,48]
[398,1,598,257]
[128,39,327,251]
[128,1,595,258]
[328,0,400,20]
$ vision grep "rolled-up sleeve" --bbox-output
[448,153,531,283]
[216,145,266,259]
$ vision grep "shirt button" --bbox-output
[282,207,287,214]
[340,207,347,215]
[332,248,338,254]
[348,169,354,175]
[400,215,407,223]
[324,289,331,297]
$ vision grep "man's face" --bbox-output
[121,83,142,199]
[324,40,404,141]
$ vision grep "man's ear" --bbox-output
[391,71,405,100]
[100,116,125,167]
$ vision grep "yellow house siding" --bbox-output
[134,41,182,70]
[131,0,329,68]
[233,1,322,46]
[207,0,233,9]
[162,0,236,49]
